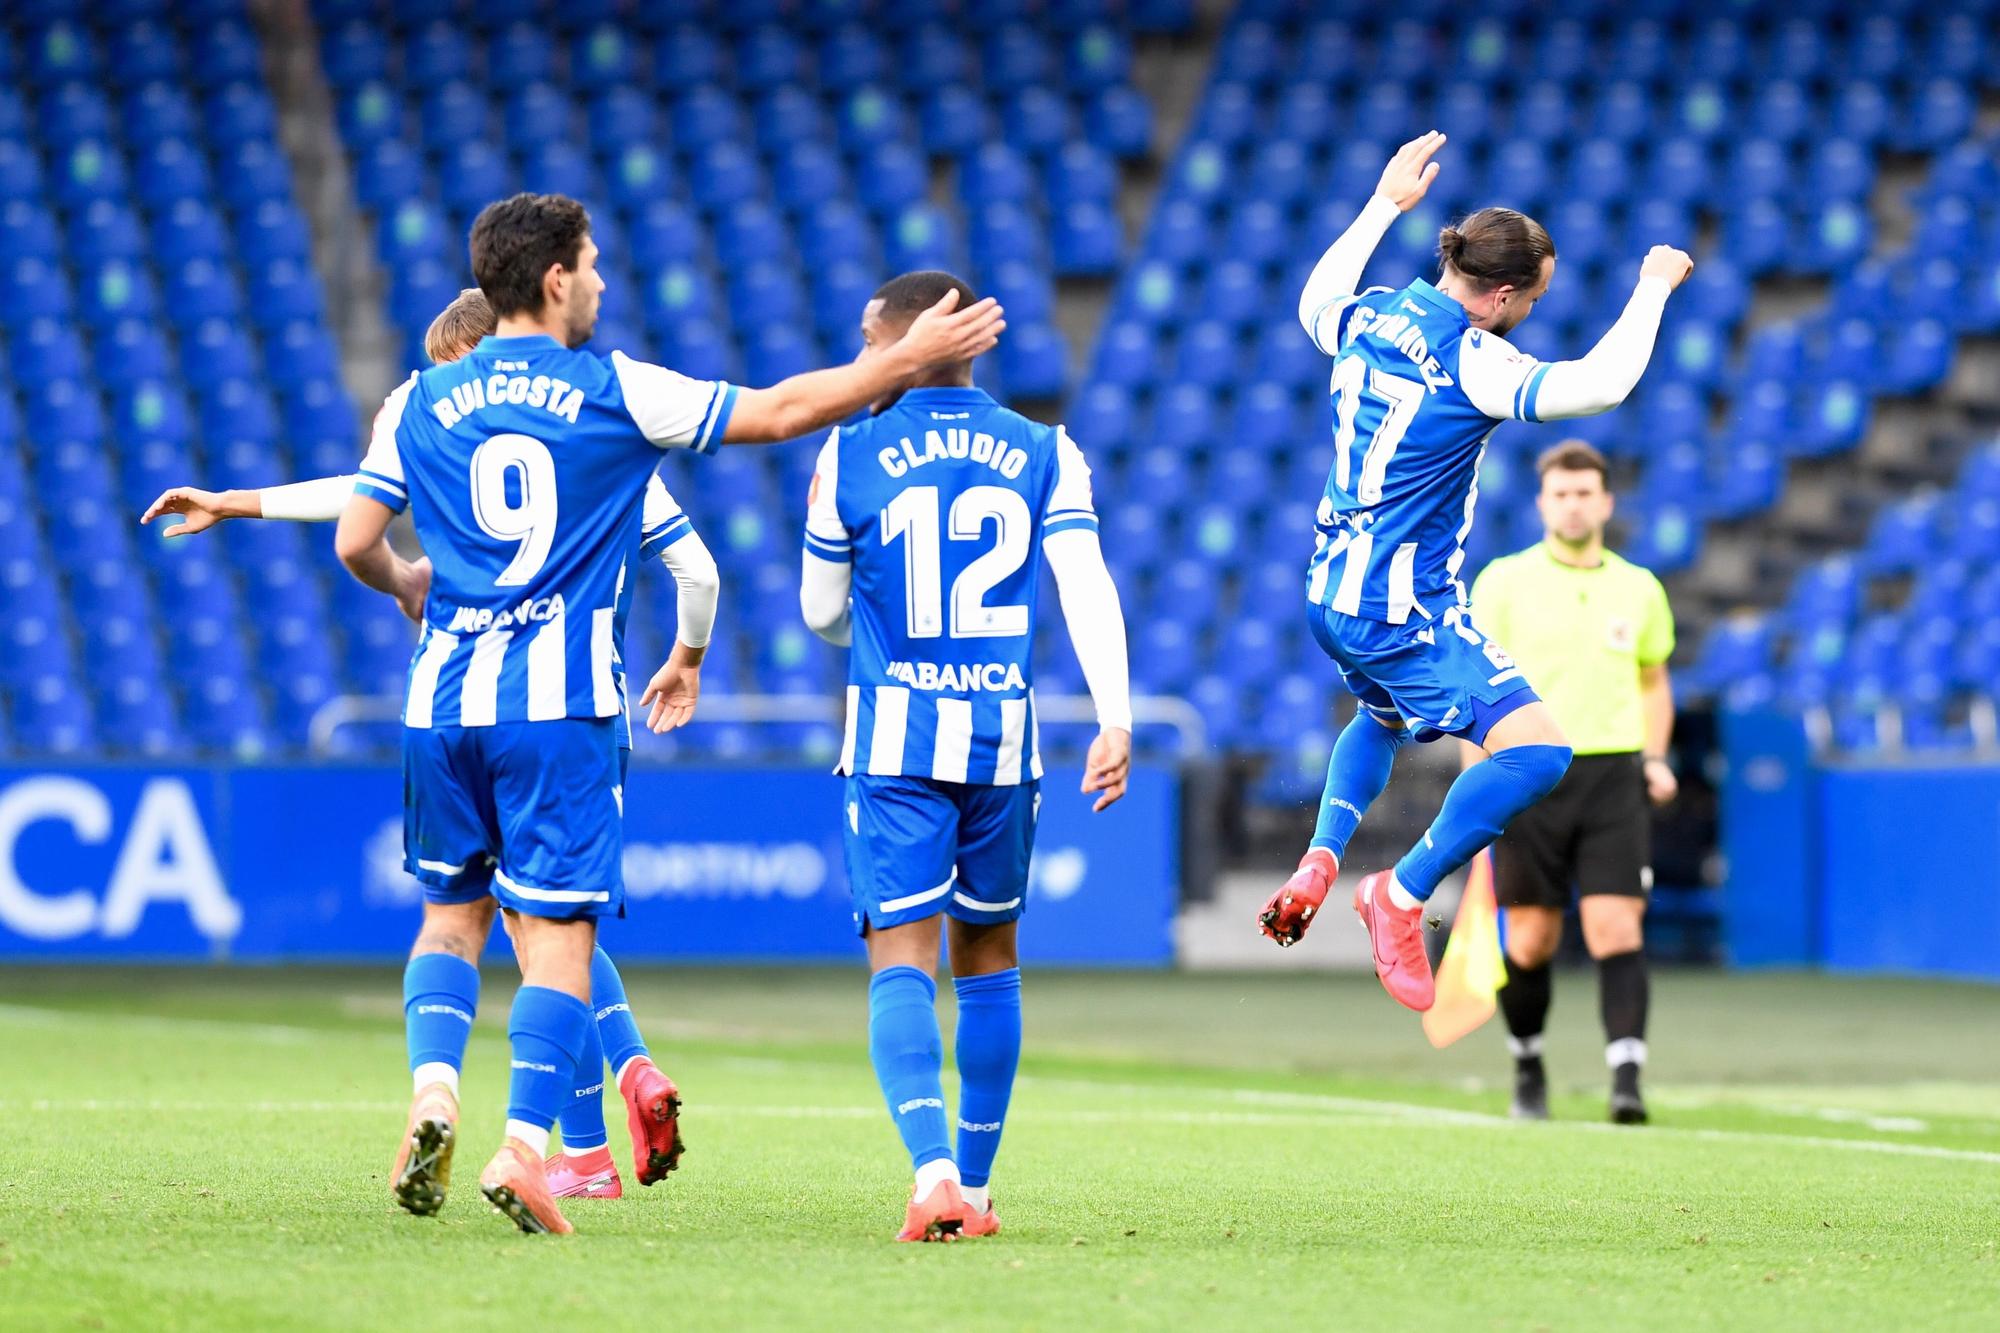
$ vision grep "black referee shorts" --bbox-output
[1493,751,1651,909]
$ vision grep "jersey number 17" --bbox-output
[1331,357,1425,506]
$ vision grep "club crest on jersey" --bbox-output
[885,659,1028,692]
[1607,617,1637,652]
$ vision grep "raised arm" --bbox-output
[725,289,1005,444]
[1526,248,1690,419]
[1299,131,1446,351]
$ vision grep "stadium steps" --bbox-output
[1047,2,1229,396]
[1670,154,1998,628]
[248,0,400,418]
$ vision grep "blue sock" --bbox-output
[952,969,1021,1190]
[867,966,953,1172]
[589,946,649,1075]
[1311,715,1412,858]
[506,985,592,1137]
[556,1004,610,1153]
[404,952,479,1080]
[1394,744,1571,900]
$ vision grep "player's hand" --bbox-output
[1374,130,1446,212]
[393,556,431,624]
[1643,757,1678,807]
[892,288,1007,370]
[140,486,247,537]
[1081,726,1131,813]
[640,643,704,734]
[1638,245,1694,290]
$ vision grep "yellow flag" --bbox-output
[1422,848,1505,1048]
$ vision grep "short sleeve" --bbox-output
[353,372,414,512]
[610,350,739,454]
[1637,572,1676,666]
[638,473,694,560]
[802,429,852,564]
[1042,426,1099,539]
[1457,329,1554,423]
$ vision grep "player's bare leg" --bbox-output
[1500,905,1562,1121]
[866,917,968,1242]
[948,919,1020,1238]
[392,899,493,1216]
[1582,895,1650,1125]
[478,914,595,1236]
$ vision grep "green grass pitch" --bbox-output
[2,965,1996,1331]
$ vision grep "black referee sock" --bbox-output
[1499,959,1552,1061]
[1596,948,1649,1070]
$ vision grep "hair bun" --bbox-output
[1437,226,1465,262]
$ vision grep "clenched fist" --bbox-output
[1639,245,1694,290]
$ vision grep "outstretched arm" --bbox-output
[1526,251,1688,419]
[140,475,364,535]
[726,290,1006,444]
[1467,247,1694,422]
[1299,131,1445,352]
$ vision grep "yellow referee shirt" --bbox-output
[1470,543,1675,756]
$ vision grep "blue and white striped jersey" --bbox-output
[1304,277,1548,625]
[355,334,736,729]
[804,386,1098,786]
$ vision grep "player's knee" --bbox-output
[1497,741,1571,801]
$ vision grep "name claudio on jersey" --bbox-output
[876,428,1030,479]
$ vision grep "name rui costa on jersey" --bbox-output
[427,362,590,429]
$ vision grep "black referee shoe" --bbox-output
[1510,1058,1549,1121]
[1609,1062,1648,1125]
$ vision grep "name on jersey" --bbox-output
[429,374,587,429]
[885,659,1028,692]
[1344,308,1455,391]
[440,592,566,635]
[878,428,1029,479]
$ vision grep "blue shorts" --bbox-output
[844,775,1040,935]
[1309,602,1539,746]
[404,718,626,921]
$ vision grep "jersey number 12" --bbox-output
[881,484,1030,640]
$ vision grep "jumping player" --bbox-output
[801,271,1132,1242]
[1255,133,1693,1014]
[332,194,1004,1233]
[141,289,711,1201]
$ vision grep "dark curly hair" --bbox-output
[469,193,591,318]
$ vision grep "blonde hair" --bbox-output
[423,288,497,365]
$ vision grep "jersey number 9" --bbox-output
[470,433,558,586]
[881,484,1031,640]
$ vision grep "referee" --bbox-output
[1464,440,1677,1125]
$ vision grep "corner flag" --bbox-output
[1422,848,1505,1048]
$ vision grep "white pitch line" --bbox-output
[0,1098,1399,1131]
[4,1007,1995,1166]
